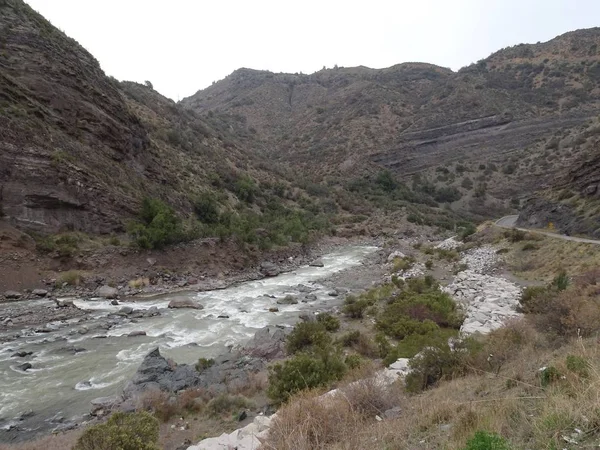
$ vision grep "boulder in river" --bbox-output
[128,330,147,337]
[123,348,201,399]
[55,298,74,308]
[32,289,48,297]
[304,294,317,301]
[18,363,32,371]
[168,298,203,309]
[11,351,33,358]
[110,299,119,306]
[259,262,280,277]
[242,325,289,360]
[276,295,298,305]
[118,306,134,315]
[309,258,325,267]
[96,285,118,299]
[4,291,22,300]
[144,306,160,317]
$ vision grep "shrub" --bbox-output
[566,355,590,378]
[338,330,361,347]
[459,222,477,239]
[73,411,160,450]
[521,242,538,251]
[392,256,415,272]
[316,313,340,332]
[234,175,258,203]
[196,357,214,372]
[539,366,561,387]
[425,260,434,270]
[193,192,220,224]
[286,322,331,355]
[56,270,84,287]
[127,198,184,249]
[340,377,397,417]
[267,350,347,404]
[342,295,370,319]
[505,228,526,242]
[551,270,569,291]
[344,354,363,369]
[206,394,250,418]
[463,430,512,450]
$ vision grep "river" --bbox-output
[0,245,377,442]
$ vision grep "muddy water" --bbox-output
[0,246,377,441]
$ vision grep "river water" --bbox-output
[0,245,377,441]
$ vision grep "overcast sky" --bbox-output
[25,0,600,101]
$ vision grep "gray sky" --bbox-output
[26,0,600,101]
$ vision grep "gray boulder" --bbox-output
[242,325,289,360]
[304,294,317,301]
[309,259,324,267]
[128,330,147,337]
[32,289,48,297]
[168,298,203,309]
[144,306,160,317]
[55,298,74,308]
[18,363,32,371]
[4,291,22,300]
[90,396,121,416]
[123,348,201,399]
[118,306,134,315]
[276,295,298,305]
[96,285,118,299]
[260,262,280,277]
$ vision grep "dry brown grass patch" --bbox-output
[0,430,83,450]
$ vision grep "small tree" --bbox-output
[144,80,153,89]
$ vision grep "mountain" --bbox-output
[182,28,600,219]
[0,0,301,236]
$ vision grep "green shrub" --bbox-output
[342,295,370,319]
[345,354,363,369]
[338,330,361,347]
[393,256,415,272]
[193,192,220,224]
[519,286,548,313]
[394,329,460,358]
[196,357,215,372]
[267,350,347,404]
[551,270,569,291]
[286,322,331,355]
[234,175,258,203]
[73,411,159,450]
[539,366,561,387]
[127,198,184,249]
[405,340,478,392]
[505,228,526,242]
[462,430,512,450]
[566,355,590,378]
[459,222,477,239]
[425,260,434,270]
[316,313,340,332]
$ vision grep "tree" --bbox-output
[144,80,153,89]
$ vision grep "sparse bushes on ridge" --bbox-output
[73,411,159,450]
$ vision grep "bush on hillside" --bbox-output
[267,349,347,405]
[73,411,159,450]
[286,322,331,355]
[463,431,512,450]
[193,192,220,224]
[342,295,371,319]
[127,197,184,249]
[316,312,340,332]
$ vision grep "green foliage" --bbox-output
[345,354,363,369]
[539,366,561,387]
[286,322,331,355]
[234,175,258,203]
[519,286,548,313]
[128,198,184,249]
[375,170,398,192]
[521,242,538,251]
[338,330,361,347]
[425,260,434,270]
[342,295,371,319]
[32,233,81,257]
[394,328,460,358]
[73,411,160,450]
[462,431,512,450]
[316,313,340,332]
[458,222,477,239]
[376,288,463,339]
[433,186,462,203]
[196,357,215,372]
[405,339,478,393]
[193,192,220,224]
[565,355,590,378]
[461,177,474,190]
[392,256,415,272]
[267,349,347,405]
[551,270,569,291]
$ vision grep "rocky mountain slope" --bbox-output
[0,0,298,235]
[182,28,600,218]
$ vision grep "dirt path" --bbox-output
[495,215,600,245]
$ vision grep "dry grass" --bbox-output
[264,315,600,449]
[128,277,150,288]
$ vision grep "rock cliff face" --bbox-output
[0,0,285,235]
